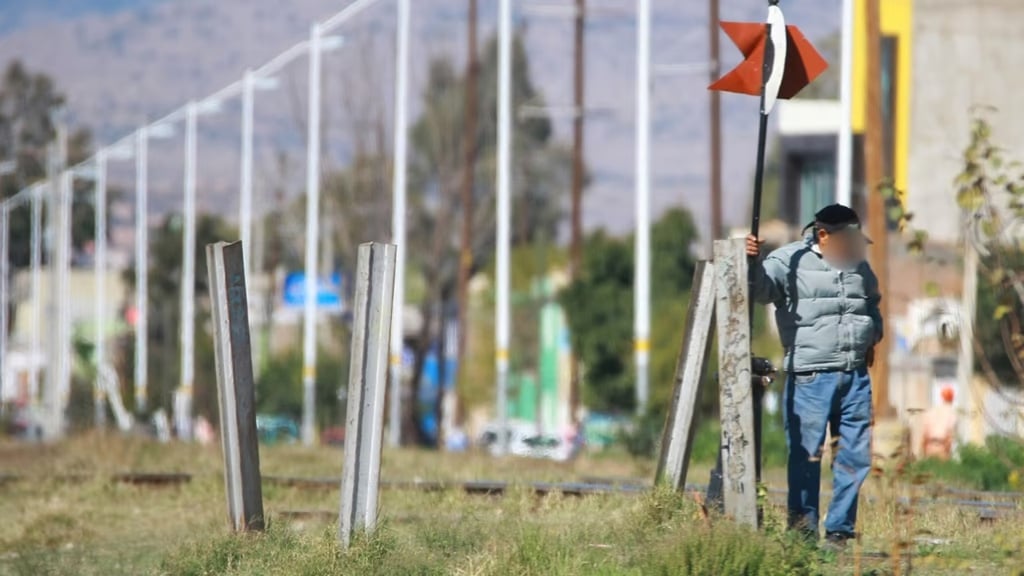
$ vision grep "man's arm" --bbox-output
[745,236,786,304]
[865,265,884,344]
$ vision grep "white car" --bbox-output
[479,420,576,462]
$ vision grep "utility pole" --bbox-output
[708,0,722,249]
[864,0,891,418]
[457,0,478,369]
[569,0,585,421]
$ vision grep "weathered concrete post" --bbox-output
[339,243,397,547]
[207,241,264,532]
[713,238,757,528]
[656,260,716,490]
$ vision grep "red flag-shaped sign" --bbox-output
[709,22,828,100]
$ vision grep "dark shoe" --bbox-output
[822,532,855,552]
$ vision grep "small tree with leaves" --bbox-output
[955,110,1024,386]
[887,108,1024,387]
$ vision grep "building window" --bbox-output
[799,156,836,226]
[881,35,898,182]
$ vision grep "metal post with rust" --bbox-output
[339,243,397,547]
[207,241,265,532]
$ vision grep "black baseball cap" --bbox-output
[802,204,873,243]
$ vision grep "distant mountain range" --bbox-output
[0,0,838,240]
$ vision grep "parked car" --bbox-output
[255,414,299,445]
[320,426,345,447]
[479,420,577,462]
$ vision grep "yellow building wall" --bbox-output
[852,0,913,195]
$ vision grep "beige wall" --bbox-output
[908,0,1024,243]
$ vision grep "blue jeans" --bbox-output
[784,368,872,537]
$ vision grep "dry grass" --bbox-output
[0,435,1021,576]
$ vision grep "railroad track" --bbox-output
[0,471,1019,518]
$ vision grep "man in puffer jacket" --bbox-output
[746,203,883,548]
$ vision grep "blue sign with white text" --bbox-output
[282,272,344,310]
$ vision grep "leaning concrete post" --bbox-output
[339,243,397,547]
[713,238,757,528]
[656,260,716,490]
[207,241,264,532]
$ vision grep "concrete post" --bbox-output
[339,243,397,547]
[207,241,264,532]
[713,238,757,528]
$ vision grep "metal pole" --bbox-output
[180,102,198,441]
[836,0,854,206]
[709,0,723,249]
[301,22,323,447]
[135,127,149,413]
[240,70,255,284]
[494,0,513,455]
[0,203,8,400]
[339,243,397,547]
[634,0,651,415]
[94,150,108,428]
[388,0,411,448]
[56,169,72,436]
[29,185,42,421]
[569,0,586,422]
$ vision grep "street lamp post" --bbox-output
[634,0,651,416]
[240,70,255,286]
[179,102,198,442]
[301,22,324,447]
[93,150,108,428]
[0,201,8,400]
[134,127,149,413]
[29,185,42,423]
[388,0,411,448]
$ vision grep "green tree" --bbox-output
[0,60,98,263]
[1,60,118,348]
[954,111,1024,387]
[561,209,699,415]
[256,346,347,428]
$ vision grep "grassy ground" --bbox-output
[0,435,1021,576]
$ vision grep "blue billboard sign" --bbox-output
[282,272,344,310]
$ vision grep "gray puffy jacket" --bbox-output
[751,236,883,373]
